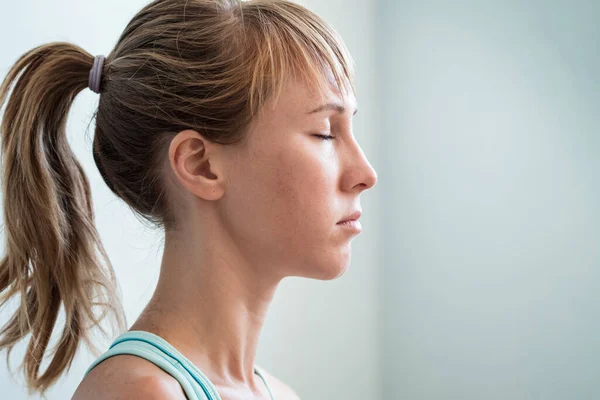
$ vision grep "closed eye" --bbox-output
[313,134,336,141]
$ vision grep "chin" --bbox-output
[290,244,353,280]
[320,264,349,280]
[306,257,351,281]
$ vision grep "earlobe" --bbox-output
[168,129,225,201]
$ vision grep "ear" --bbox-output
[168,129,226,201]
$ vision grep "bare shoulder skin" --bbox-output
[72,355,300,400]
[71,355,186,400]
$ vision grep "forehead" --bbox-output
[266,77,357,122]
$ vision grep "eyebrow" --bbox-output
[308,102,358,116]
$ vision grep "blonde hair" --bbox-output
[0,0,354,395]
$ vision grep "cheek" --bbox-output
[271,149,335,229]
[222,143,346,277]
[264,150,345,270]
[271,159,352,280]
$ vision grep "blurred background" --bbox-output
[0,0,599,399]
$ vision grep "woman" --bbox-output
[0,0,377,399]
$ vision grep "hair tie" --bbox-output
[88,55,105,94]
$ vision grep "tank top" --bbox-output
[83,330,275,400]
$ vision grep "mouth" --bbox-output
[337,210,363,232]
[337,219,362,232]
[337,210,362,224]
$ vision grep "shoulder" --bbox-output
[256,366,301,400]
[72,355,187,400]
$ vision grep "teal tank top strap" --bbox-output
[84,330,275,400]
[84,330,219,400]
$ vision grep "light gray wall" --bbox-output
[378,1,600,399]
[0,1,380,399]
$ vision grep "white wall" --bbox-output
[0,1,380,399]
[378,1,600,399]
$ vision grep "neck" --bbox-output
[131,227,280,386]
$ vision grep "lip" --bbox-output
[337,219,362,232]
[337,210,362,224]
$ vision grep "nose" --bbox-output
[359,155,378,192]
[341,139,378,193]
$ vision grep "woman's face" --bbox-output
[221,77,377,280]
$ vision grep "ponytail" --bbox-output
[0,42,126,395]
